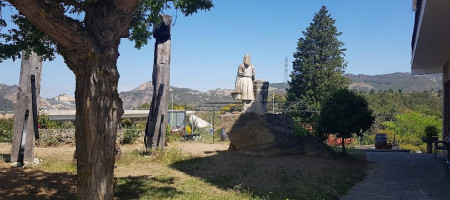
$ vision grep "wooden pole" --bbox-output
[11,51,42,164]
[145,15,172,149]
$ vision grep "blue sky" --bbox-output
[0,0,415,98]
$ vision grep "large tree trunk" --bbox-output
[7,1,136,199]
[145,15,172,149]
[73,56,123,199]
[11,51,42,164]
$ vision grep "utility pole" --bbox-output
[171,92,174,129]
[272,93,275,114]
[284,57,289,89]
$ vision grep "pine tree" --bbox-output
[287,6,349,109]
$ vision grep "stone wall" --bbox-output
[0,112,13,119]
[37,129,129,145]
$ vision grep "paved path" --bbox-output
[341,152,450,200]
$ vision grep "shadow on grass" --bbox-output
[170,150,366,200]
[0,152,183,200]
[115,175,183,200]
[0,162,76,200]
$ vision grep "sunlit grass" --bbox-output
[115,174,260,200]
[29,153,76,173]
[2,143,367,200]
[170,155,366,200]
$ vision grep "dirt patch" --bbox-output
[168,141,229,156]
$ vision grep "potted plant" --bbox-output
[421,125,439,153]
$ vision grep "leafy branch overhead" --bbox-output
[0,0,213,61]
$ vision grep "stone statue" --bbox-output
[234,54,255,111]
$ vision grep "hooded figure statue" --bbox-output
[235,54,255,101]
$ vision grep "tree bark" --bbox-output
[7,1,137,199]
[11,51,42,164]
[73,56,123,200]
[145,15,172,149]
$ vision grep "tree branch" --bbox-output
[53,0,84,9]
[6,0,91,51]
[114,0,138,38]
[114,0,138,13]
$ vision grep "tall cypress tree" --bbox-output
[287,6,349,109]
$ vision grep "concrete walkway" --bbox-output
[341,152,450,200]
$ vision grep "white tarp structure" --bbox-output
[188,114,211,128]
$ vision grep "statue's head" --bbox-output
[243,54,251,66]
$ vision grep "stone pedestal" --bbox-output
[246,80,269,115]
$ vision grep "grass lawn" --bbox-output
[0,141,366,200]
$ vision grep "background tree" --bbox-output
[0,0,212,199]
[318,89,374,154]
[364,90,442,131]
[287,6,348,110]
[384,110,441,153]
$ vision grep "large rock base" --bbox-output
[221,112,332,156]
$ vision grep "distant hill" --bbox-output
[346,72,442,92]
[0,83,76,111]
[119,81,235,109]
[0,84,17,111]
[119,81,289,109]
[0,72,445,110]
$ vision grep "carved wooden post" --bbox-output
[145,15,172,149]
[11,51,42,165]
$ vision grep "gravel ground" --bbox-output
[341,152,450,200]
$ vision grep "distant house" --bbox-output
[411,0,450,139]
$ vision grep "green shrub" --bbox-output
[36,133,64,146]
[150,148,191,165]
[400,143,426,153]
[120,128,142,144]
[0,118,14,142]
[198,127,219,142]
[384,110,441,152]
[166,132,181,142]
[425,125,439,138]
[121,119,133,128]
[294,124,310,138]
[60,121,74,129]
[166,123,181,143]
[38,111,60,129]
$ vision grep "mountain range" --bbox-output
[0,72,444,111]
[346,72,442,92]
